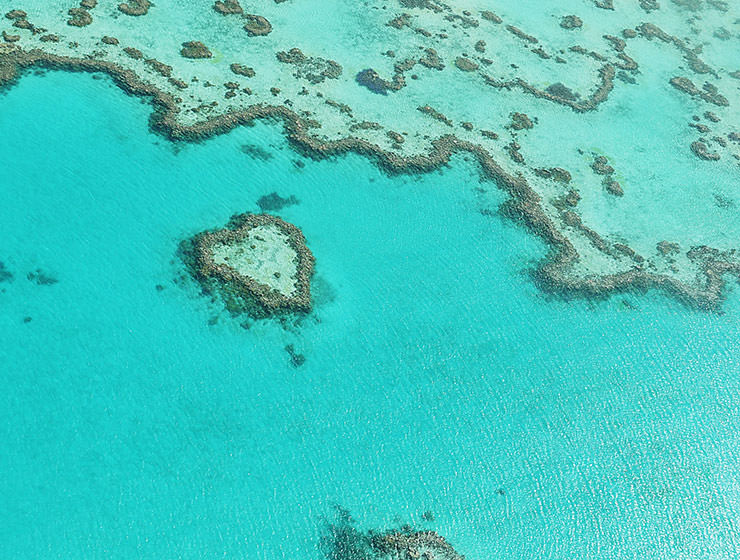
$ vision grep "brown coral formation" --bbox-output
[180,41,212,59]
[230,63,255,77]
[483,64,616,113]
[417,105,453,126]
[454,56,478,72]
[11,18,34,31]
[213,0,243,15]
[691,141,720,161]
[636,23,715,76]
[604,178,623,196]
[669,76,729,106]
[591,155,615,175]
[185,213,314,317]
[118,0,151,16]
[4,10,26,20]
[67,8,92,27]
[372,530,466,560]
[506,25,538,43]
[560,15,583,29]
[276,48,342,84]
[145,58,172,78]
[123,46,143,60]
[657,241,681,256]
[387,131,405,144]
[321,508,466,560]
[355,68,405,94]
[418,48,444,70]
[639,0,659,12]
[243,14,272,36]
[535,167,572,183]
[480,10,502,24]
[509,112,534,130]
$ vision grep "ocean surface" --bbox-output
[3,19,740,560]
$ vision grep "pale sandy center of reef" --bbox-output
[212,223,298,297]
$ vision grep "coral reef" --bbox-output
[230,63,255,77]
[276,48,342,84]
[355,68,405,94]
[118,0,151,16]
[243,14,271,36]
[66,8,92,28]
[560,15,583,29]
[1,0,739,311]
[320,507,465,560]
[183,213,314,317]
[213,0,243,15]
[180,41,212,59]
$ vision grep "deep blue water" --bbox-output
[3,71,740,559]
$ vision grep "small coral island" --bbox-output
[184,213,314,318]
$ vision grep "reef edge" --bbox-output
[0,46,736,312]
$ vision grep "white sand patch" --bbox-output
[212,223,298,296]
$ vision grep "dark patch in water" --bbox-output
[257,192,299,212]
[0,261,13,283]
[241,143,274,161]
[312,275,337,306]
[320,506,465,560]
[320,506,372,560]
[356,69,389,95]
[545,82,580,101]
[714,192,735,208]
[621,298,639,310]
[285,343,306,367]
[617,70,637,84]
[27,269,58,285]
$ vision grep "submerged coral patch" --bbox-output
[213,0,242,15]
[0,261,13,283]
[256,192,299,212]
[240,143,273,160]
[27,268,57,285]
[276,48,342,84]
[321,507,466,560]
[356,68,390,94]
[243,14,271,36]
[180,41,212,59]
[118,0,151,17]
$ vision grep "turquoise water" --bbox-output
[3,68,740,560]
